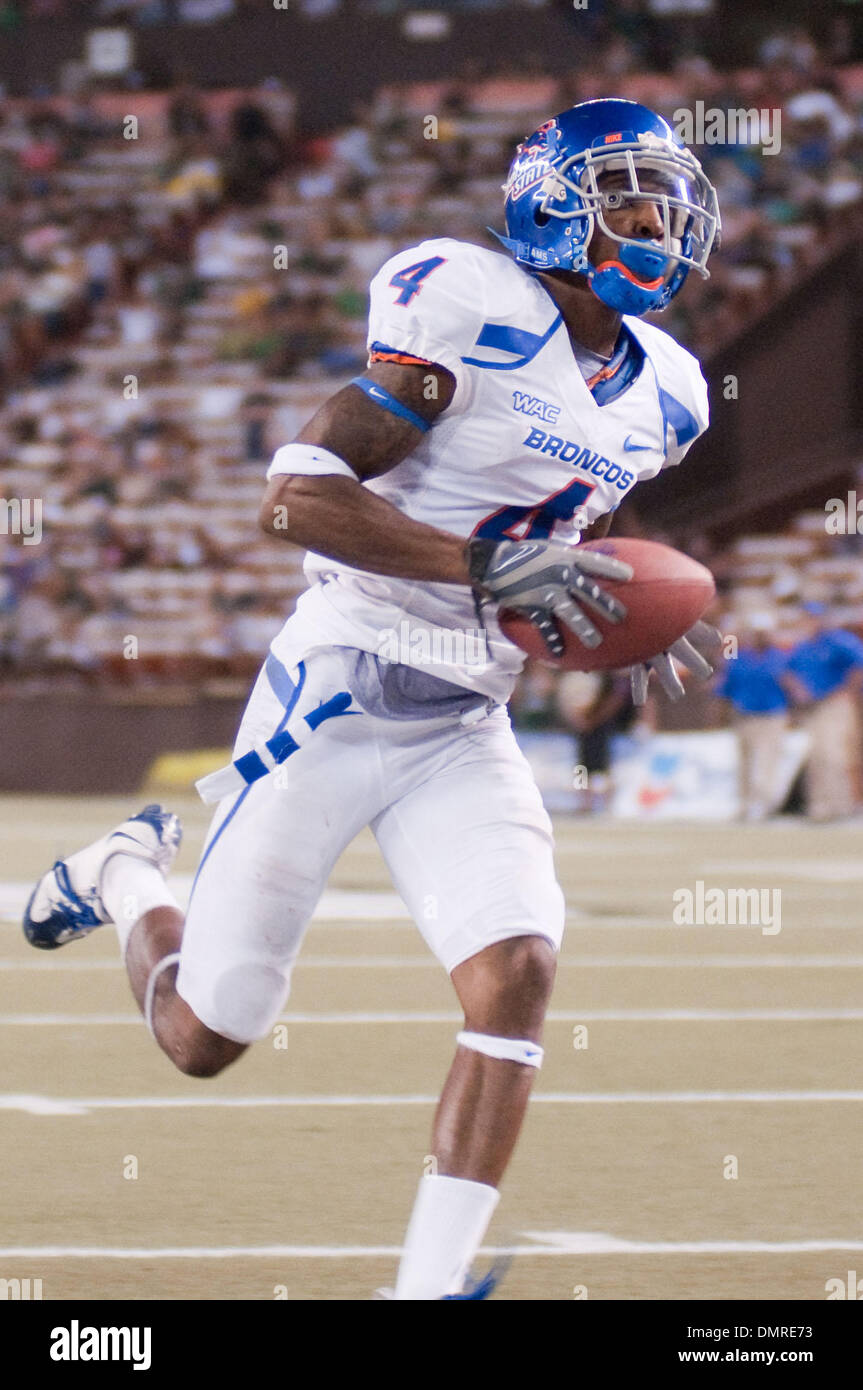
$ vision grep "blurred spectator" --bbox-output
[82,229,119,304]
[177,0,235,20]
[167,85,212,142]
[781,605,863,821]
[114,284,164,346]
[221,101,283,205]
[556,670,639,814]
[509,661,560,732]
[241,392,274,462]
[162,133,223,211]
[713,615,790,820]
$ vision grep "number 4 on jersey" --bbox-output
[474,478,596,542]
[389,256,446,306]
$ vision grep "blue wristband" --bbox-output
[349,376,431,433]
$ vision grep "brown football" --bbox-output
[498,537,716,672]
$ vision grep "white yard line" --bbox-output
[1,1007,863,1024]
[2,1089,863,1116]
[3,952,863,971]
[0,1235,861,1258]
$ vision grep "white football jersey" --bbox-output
[269,236,709,703]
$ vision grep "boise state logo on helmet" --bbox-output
[495,98,721,315]
[505,119,563,204]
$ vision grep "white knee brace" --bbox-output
[457,1030,544,1068]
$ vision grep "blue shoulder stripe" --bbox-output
[461,313,562,371]
[657,386,700,447]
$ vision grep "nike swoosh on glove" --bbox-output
[630,620,723,705]
[466,537,633,657]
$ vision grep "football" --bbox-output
[498,537,716,672]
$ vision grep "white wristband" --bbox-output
[266,442,360,482]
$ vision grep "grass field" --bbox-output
[1,794,862,1301]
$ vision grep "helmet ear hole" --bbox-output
[533,208,550,228]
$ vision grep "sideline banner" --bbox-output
[515,729,810,820]
[609,730,809,821]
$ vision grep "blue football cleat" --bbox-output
[441,1260,508,1300]
[23,804,182,950]
[373,1258,509,1300]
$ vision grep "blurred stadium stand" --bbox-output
[1,1,863,787]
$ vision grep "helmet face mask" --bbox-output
[497,100,721,314]
[542,141,717,279]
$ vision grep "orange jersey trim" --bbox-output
[585,358,624,389]
[368,349,434,368]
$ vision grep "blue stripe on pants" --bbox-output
[188,660,307,903]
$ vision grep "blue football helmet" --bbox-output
[496,98,720,314]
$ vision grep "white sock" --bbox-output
[394,1174,500,1300]
[101,855,181,957]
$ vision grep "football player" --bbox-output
[25,100,721,1299]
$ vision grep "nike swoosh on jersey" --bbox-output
[623,435,652,452]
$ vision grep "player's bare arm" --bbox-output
[258,361,474,583]
[259,361,631,649]
[296,360,456,476]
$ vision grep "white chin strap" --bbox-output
[457,1030,544,1069]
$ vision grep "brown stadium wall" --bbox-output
[0,690,245,795]
[633,234,863,537]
